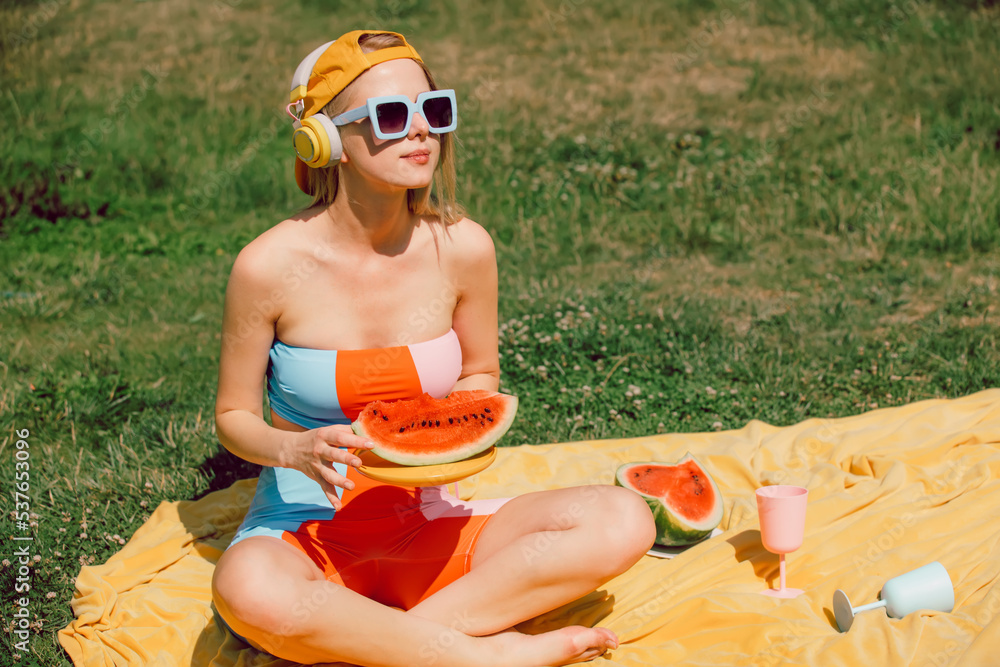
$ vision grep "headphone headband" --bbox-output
[289,40,335,108]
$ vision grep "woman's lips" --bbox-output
[402,150,430,164]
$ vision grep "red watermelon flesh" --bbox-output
[351,390,518,466]
[615,453,724,546]
[625,459,716,523]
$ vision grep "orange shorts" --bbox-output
[282,468,511,609]
[229,461,511,612]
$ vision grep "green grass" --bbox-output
[1,0,999,663]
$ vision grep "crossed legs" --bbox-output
[212,485,655,666]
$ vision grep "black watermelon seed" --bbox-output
[435,420,441,427]
[484,408,491,413]
[398,427,404,433]
[448,417,454,424]
[464,415,469,421]
[382,415,389,421]
[421,420,427,427]
[480,413,486,419]
[487,417,493,422]
[480,420,485,426]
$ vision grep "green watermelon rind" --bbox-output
[615,453,724,547]
[352,392,519,466]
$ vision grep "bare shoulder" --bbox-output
[228,214,317,293]
[439,216,496,268]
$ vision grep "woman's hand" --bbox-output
[286,424,375,510]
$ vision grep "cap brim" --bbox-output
[294,158,312,196]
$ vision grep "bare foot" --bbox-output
[486,625,619,667]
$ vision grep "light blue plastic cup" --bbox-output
[834,561,954,632]
[881,561,954,618]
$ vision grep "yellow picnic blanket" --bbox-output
[59,389,1000,666]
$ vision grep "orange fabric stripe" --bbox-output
[334,347,422,421]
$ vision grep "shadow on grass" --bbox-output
[194,446,262,500]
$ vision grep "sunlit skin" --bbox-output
[211,56,656,667]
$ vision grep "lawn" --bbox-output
[1,0,998,663]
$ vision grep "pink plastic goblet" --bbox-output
[756,485,808,599]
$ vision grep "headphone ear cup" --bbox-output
[292,114,343,168]
[309,114,342,165]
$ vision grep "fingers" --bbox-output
[308,445,355,511]
[310,427,376,511]
[299,425,379,510]
[325,444,364,469]
[319,465,352,510]
[322,423,376,450]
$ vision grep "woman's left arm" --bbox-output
[450,219,500,392]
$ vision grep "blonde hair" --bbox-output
[303,33,464,225]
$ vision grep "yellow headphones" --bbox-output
[289,40,343,168]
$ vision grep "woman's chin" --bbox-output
[398,175,435,191]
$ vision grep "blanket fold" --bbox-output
[59,389,1000,666]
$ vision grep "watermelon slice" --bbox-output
[351,390,518,466]
[615,453,724,546]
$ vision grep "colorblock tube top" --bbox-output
[266,328,463,430]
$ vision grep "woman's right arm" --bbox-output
[214,243,370,509]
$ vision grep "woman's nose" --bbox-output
[408,110,430,138]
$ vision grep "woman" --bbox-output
[211,29,656,667]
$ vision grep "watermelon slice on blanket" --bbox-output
[351,390,518,466]
[615,453,724,546]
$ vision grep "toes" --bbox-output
[562,626,618,663]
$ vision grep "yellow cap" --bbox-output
[292,30,422,118]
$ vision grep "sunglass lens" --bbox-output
[375,102,409,135]
[422,97,454,130]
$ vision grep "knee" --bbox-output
[589,486,657,567]
[213,549,317,648]
[213,554,284,636]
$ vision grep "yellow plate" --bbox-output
[356,447,497,487]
